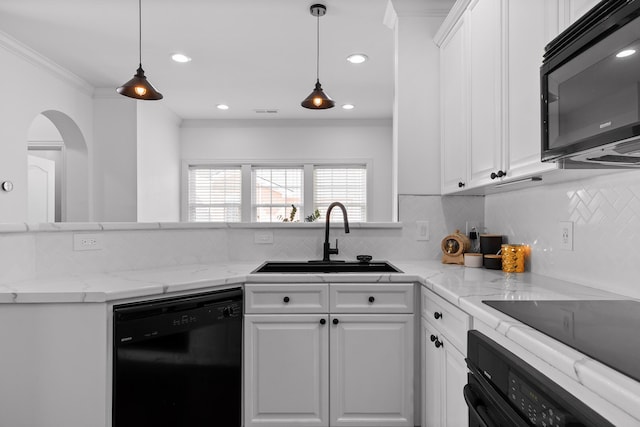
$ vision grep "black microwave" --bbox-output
[541,0,640,167]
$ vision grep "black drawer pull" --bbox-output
[434,339,443,348]
[434,312,442,320]
[333,318,339,325]
[283,296,290,303]
[320,318,326,325]
[368,296,375,303]
[430,334,437,342]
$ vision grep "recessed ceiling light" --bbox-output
[342,104,355,110]
[616,49,636,58]
[347,54,368,64]
[217,104,229,110]
[171,53,192,63]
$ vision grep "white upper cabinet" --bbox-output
[504,0,559,179]
[467,0,504,188]
[440,16,469,193]
[437,0,574,194]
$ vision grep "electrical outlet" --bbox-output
[73,233,104,251]
[416,221,429,241]
[254,231,274,244]
[465,221,481,235]
[559,221,574,251]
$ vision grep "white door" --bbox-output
[440,16,470,193]
[422,319,443,427]
[330,314,413,427]
[27,154,55,223]
[442,337,468,427]
[244,314,329,427]
[467,0,504,187]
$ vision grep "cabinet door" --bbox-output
[467,0,503,187]
[442,338,468,427]
[422,319,443,427]
[505,0,558,179]
[441,16,469,194]
[330,314,414,427]
[244,315,329,427]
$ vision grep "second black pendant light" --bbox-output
[117,0,163,100]
[301,4,335,109]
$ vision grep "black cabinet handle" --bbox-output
[368,296,375,303]
[434,312,442,320]
[434,339,443,348]
[490,170,507,180]
[333,318,339,325]
[458,181,465,188]
[320,318,326,325]
[430,334,437,342]
[283,296,290,303]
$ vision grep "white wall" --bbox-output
[386,1,446,222]
[137,102,181,222]
[0,32,94,223]
[180,119,394,221]
[93,91,138,222]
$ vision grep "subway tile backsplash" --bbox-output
[485,170,640,299]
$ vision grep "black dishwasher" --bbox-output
[113,287,242,427]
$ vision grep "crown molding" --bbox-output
[385,0,455,25]
[434,0,472,46]
[0,29,94,96]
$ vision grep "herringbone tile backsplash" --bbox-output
[485,170,640,299]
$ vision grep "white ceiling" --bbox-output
[0,0,401,120]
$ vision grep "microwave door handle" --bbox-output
[463,384,496,427]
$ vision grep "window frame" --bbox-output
[185,165,243,222]
[252,166,305,222]
[182,160,372,223]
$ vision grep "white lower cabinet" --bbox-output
[330,314,414,426]
[244,314,329,426]
[244,283,414,427]
[421,288,470,427]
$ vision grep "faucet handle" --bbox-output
[327,239,339,256]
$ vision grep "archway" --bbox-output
[27,111,89,222]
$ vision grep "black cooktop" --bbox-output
[483,300,640,383]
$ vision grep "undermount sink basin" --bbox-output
[251,260,403,274]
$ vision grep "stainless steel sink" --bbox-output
[251,260,403,274]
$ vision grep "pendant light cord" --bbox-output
[316,11,320,81]
[138,0,142,66]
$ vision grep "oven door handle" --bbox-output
[463,384,495,427]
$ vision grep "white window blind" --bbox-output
[253,167,303,222]
[314,166,367,222]
[188,167,241,222]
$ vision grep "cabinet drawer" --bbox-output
[330,283,414,314]
[245,284,328,314]
[422,287,470,353]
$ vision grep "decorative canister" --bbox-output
[483,254,502,270]
[501,244,528,273]
[480,234,503,256]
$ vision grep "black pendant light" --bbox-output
[117,0,163,100]
[301,4,335,109]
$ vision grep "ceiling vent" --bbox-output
[254,109,279,114]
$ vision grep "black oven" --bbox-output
[465,330,612,427]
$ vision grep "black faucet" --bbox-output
[323,202,350,262]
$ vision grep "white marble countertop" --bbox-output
[1,259,638,424]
